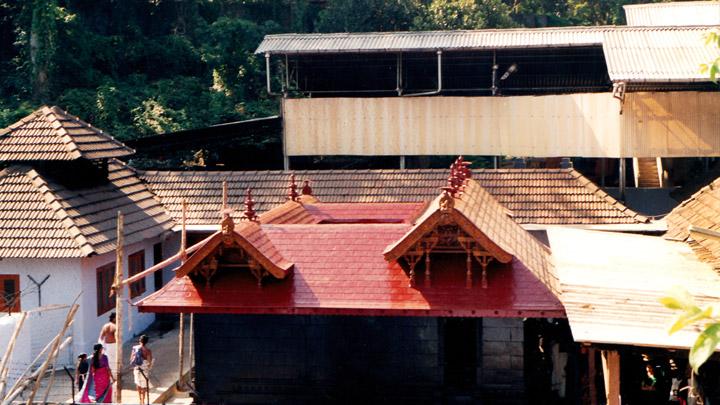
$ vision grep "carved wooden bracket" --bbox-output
[401,224,496,289]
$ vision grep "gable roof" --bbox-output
[0,106,134,161]
[0,160,174,258]
[665,177,720,269]
[384,179,560,297]
[175,220,293,280]
[140,168,648,226]
[256,26,719,83]
[140,212,564,317]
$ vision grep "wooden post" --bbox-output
[189,313,195,387]
[178,313,185,388]
[114,211,124,404]
[178,201,188,389]
[588,348,597,405]
[0,312,27,397]
[601,350,621,405]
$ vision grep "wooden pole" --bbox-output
[588,348,597,405]
[189,313,195,388]
[178,313,185,388]
[601,350,621,405]
[114,211,124,404]
[0,312,27,397]
[25,304,78,405]
[177,201,188,389]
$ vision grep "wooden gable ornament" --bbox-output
[174,187,293,287]
[384,158,512,289]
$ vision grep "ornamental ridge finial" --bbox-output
[243,188,257,222]
[288,173,299,202]
[301,180,313,196]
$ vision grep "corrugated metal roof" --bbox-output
[624,1,720,26]
[256,27,608,54]
[549,227,720,349]
[256,26,720,82]
[604,27,718,82]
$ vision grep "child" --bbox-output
[75,353,89,392]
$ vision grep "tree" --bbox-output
[315,0,423,32]
[413,0,515,30]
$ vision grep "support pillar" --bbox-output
[601,350,621,405]
[400,156,406,169]
[618,158,626,200]
[587,348,598,405]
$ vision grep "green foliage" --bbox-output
[316,0,422,32]
[700,30,720,83]
[661,287,720,372]
[0,0,653,142]
[415,0,515,30]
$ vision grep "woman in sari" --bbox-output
[79,343,113,403]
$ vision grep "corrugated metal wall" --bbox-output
[622,92,720,157]
[283,92,720,158]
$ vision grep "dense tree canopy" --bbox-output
[0,0,664,141]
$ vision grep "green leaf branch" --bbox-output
[700,30,720,83]
[661,288,720,372]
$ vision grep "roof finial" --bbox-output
[301,180,313,196]
[243,188,257,222]
[288,173,299,202]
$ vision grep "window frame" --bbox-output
[96,262,116,316]
[128,250,146,299]
[0,274,20,313]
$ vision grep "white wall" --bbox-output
[79,238,163,355]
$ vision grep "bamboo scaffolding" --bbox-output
[25,303,79,405]
[1,337,72,405]
[0,312,27,397]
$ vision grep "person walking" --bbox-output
[131,334,153,404]
[75,353,89,393]
[98,313,117,368]
[79,344,114,403]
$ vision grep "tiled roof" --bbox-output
[140,168,648,226]
[140,223,564,317]
[175,220,293,280]
[384,179,560,297]
[0,160,174,258]
[0,106,134,161]
[665,177,720,269]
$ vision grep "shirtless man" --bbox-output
[98,313,117,369]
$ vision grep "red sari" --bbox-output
[79,354,112,403]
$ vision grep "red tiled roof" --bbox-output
[140,223,564,317]
[140,168,648,225]
[665,177,720,269]
[0,160,174,258]
[175,220,293,280]
[0,106,134,161]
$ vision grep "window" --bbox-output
[0,275,20,312]
[96,263,116,316]
[128,250,146,298]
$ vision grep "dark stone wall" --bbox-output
[194,314,442,404]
